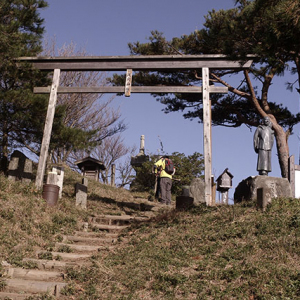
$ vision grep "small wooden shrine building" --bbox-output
[75,156,105,182]
[216,168,233,204]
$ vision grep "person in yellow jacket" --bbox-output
[154,155,174,205]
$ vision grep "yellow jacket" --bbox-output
[154,158,172,179]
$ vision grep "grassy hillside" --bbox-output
[0,169,299,299]
[96,200,300,299]
[0,167,150,266]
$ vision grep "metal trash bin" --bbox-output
[42,184,60,206]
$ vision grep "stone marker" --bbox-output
[46,171,58,185]
[175,185,194,210]
[75,178,88,209]
[189,178,205,205]
[52,166,64,198]
[176,196,194,210]
[182,186,190,197]
[23,158,33,184]
[257,187,271,211]
[7,150,33,184]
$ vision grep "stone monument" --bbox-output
[130,135,149,190]
[52,165,64,198]
[234,116,292,203]
[76,178,88,209]
[7,150,33,184]
[130,135,149,168]
[189,178,206,205]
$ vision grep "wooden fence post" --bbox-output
[111,164,116,187]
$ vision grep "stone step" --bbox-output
[36,250,91,262]
[89,214,150,226]
[75,230,119,238]
[114,200,156,212]
[63,234,118,245]
[3,267,64,281]
[90,223,129,233]
[150,201,175,210]
[23,258,80,271]
[55,242,113,253]
[4,278,67,296]
[0,292,35,300]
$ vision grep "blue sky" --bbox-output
[39,0,300,201]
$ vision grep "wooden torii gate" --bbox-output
[19,55,253,206]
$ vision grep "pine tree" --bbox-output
[0,0,49,170]
[112,0,300,178]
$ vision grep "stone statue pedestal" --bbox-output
[234,176,292,203]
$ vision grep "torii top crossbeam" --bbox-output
[19,54,253,71]
[19,55,253,206]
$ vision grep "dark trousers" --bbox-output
[155,177,161,200]
[160,177,172,204]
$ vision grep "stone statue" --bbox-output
[253,116,274,176]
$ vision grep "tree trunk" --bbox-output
[273,124,289,178]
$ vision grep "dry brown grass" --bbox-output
[1,169,300,299]
[0,167,150,267]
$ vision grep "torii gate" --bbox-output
[18,55,253,206]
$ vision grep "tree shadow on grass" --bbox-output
[88,193,155,212]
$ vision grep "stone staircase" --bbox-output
[0,212,154,299]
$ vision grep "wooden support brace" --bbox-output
[35,69,61,189]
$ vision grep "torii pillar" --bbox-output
[202,67,215,206]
